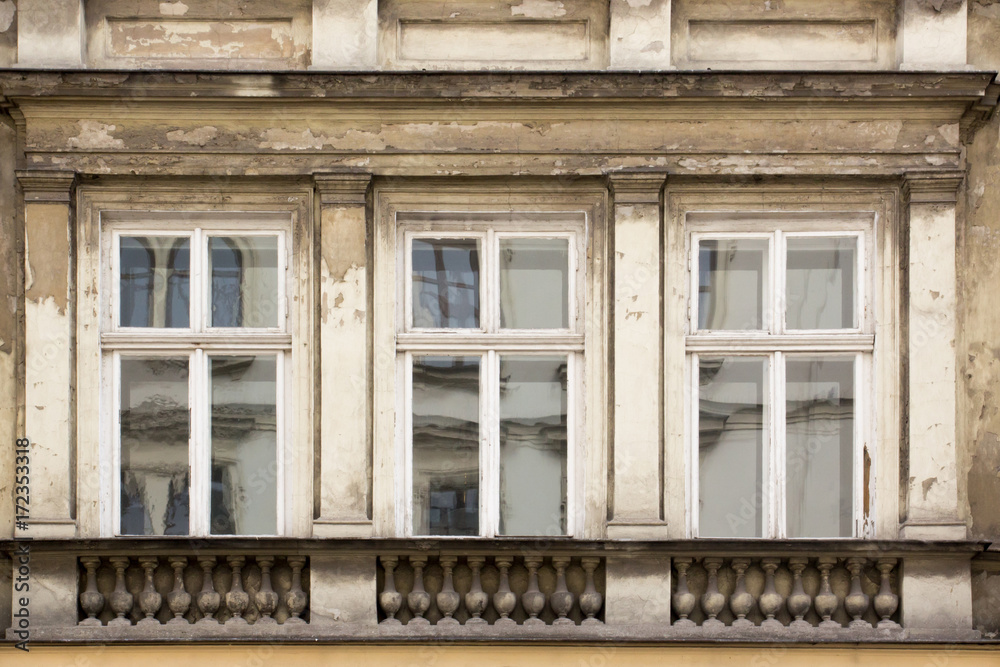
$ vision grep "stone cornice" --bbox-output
[16,169,76,202]
[314,171,372,205]
[902,171,964,204]
[0,70,995,103]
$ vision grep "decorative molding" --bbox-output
[902,171,964,205]
[16,170,77,203]
[314,171,372,206]
[608,171,667,205]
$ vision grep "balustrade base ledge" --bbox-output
[6,625,989,645]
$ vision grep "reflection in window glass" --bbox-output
[120,357,190,536]
[499,356,567,535]
[499,238,569,329]
[698,357,766,538]
[412,239,480,329]
[786,356,855,538]
[786,237,857,330]
[120,236,190,328]
[412,356,480,536]
[698,238,768,331]
[210,356,277,535]
[210,236,279,328]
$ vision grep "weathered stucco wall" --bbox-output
[962,0,1000,637]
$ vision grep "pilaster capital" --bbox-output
[902,171,963,205]
[314,171,372,206]
[607,170,667,205]
[16,170,76,203]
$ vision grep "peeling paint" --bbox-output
[0,0,14,33]
[511,0,567,19]
[166,126,218,146]
[158,1,189,16]
[67,121,125,150]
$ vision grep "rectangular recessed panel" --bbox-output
[107,19,295,60]
[399,20,588,62]
[688,20,877,63]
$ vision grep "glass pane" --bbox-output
[697,238,769,331]
[210,355,278,535]
[698,357,766,537]
[786,356,855,538]
[412,238,480,329]
[499,238,569,329]
[499,355,568,535]
[412,356,480,536]
[120,357,190,536]
[786,237,857,330]
[210,236,279,328]
[120,236,190,328]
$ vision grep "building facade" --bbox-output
[1,0,1000,664]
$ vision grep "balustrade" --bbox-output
[670,555,900,631]
[377,554,605,626]
[76,555,309,626]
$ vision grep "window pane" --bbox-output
[210,355,277,535]
[120,236,190,328]
[499,238,569,329]
[786,356,855,538]
[210,236,279,328]
[412,238,480,329]
[697,238,768,331]
[499,355,568,535]
[786,237,857,330]
[120,357,189,536]
[412,356,480,536]
[698,357,766,537]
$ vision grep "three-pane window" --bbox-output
[399,220,583,537]
[106,225,289,536]
[688,225,873,539]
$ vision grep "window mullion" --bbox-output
[483,350,498,537]
[771,351,786,539]
[191,348,209,536]
[773,230,783,335]
[192,228,205,334]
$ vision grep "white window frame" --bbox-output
[99,214,293,538]
[685,215,876,539]
[395,215,587,538]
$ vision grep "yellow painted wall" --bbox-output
[3,645,999,667]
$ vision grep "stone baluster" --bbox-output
[378,556,403,625]
[728,558,753,629]
[255,556,279,624]
[196,556,221,624]
[465,556,490,625]
[550,557,575,626]
[814,557,841,629]
[873,558,900,629]
[493,557,517,627]
[285,556,308,624]
[671,557,696,627]
[700,557,726,629]
[436,556,461,626]
[787,557,811,631]
[759,558,784,630]
[108,556,134,627]
[224,556,249,624]
[522,556,546,627]
[137,557,163,627]
[407,556,431,625]
[79,556,105,626]
[844,557,871,628]
[579,557,603,626]
[166,556,191,625]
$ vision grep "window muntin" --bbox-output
[106,223,289,537]
[688,225,872,539]
[399,219,582,538]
